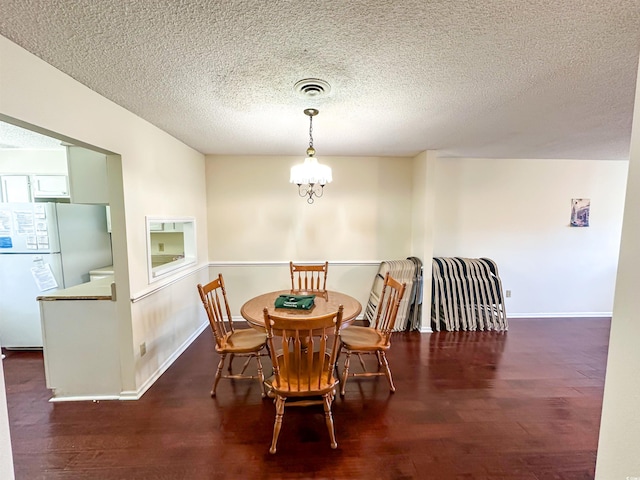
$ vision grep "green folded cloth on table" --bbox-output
[274,294,316,310]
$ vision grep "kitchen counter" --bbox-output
[37,276,115,301]
[89,265,114,281]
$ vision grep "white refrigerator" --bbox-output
[0,202,112,348]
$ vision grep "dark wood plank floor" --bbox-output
[3,318,609,480]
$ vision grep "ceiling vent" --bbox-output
[294,78,331,98]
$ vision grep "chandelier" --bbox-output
[290,108,332,204]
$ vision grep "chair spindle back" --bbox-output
[264,306,343,394]
[197,274,234,349]
[289,261,329,293]
[371,273,406,344]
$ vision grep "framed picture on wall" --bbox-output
[570,198,590,227]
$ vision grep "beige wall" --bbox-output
[204,154,414,312]
[411,151,438,330]
[149,232,185,255]
[205,152,628,320]
[432,157,628,317]
[595,55,640,479]
[208,262,381,322]
[205,151,628,323]
[205,155,413,261]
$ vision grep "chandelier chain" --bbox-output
[308,115,314,149]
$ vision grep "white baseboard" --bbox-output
[127,321,209,401]
[49,394,121,403]
[507,312,612,318]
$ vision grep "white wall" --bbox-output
[131,268,210,391]
[595,54,640,479]
[432,157,628,317]
[0,35,209,397]
[204,154,413,312]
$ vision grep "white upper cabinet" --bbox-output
[0,174,70,202]
[0,175,32,202]
[1,148,70,202]
[0,145,108,204]
[66,146,109,204]
[32,175,69,197]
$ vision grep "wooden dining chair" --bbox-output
[263,305,344,454]
[338,272,406,396]
[289,261,329,293]
[197,274,267,398]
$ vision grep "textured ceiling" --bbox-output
[1,0,639,159]
[0,122,65,150]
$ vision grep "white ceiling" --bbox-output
[1,0,639,159]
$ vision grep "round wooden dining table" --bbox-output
[240,290,362,330]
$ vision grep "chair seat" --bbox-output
[198,275,267,398]
[264,351,338,396]
[338,273,405,397]
[265,376,338,397]
[339,326,388,351]
[219,329,267,354]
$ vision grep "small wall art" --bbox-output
[570,198,590,227]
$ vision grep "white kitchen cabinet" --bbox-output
[67,146,109,204]
[32,175,69,198]
[0,175,31,202]
[1,174,71,202]
[161,222,184,232]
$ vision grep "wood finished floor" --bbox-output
[3,318,609,480]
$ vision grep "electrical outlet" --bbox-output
[140,342,147,357]
[505,290,512,298]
